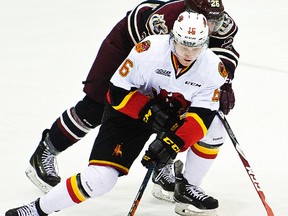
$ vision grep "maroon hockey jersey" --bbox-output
[83,0,239,103]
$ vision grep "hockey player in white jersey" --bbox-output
[6,11,226,216]
[24,0,239,204]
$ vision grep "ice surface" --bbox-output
[1,0,287,215]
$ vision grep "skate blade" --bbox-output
[25,165,52,193]
[175,203,218,216]
[151,184,175,203]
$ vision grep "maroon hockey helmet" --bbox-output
[184,0,224,19]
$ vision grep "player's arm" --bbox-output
[106,38,152,119]
[175,107,217,151]
[107,82,189,133]
[141,106,217,168]
[175,68,225,151]
[210,13,239,114]
[106,83,150,119]
[209,12,240,79]
[127,1,166,44]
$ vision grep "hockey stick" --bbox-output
[217,111,274,216]
[127,164,155,216]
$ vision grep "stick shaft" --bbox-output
[217,111,274,216]
[127,165,154,216]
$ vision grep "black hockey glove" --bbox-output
[139,89,191,132]
[220,78,235,115]
[141,131,184,169]
[139,100,181,132]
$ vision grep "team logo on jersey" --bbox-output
[185,81,201,87]
[155,68,171,77]
[112,144,123,157]
[218,62,227,78]
[148,14,169,35]
[135,40,151,53]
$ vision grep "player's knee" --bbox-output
[75,96,105,128]
[191,141,223,159]
[79,165,119,198]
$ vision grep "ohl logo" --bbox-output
[113,144,123,157]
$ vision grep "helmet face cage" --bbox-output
[207,14,224,33]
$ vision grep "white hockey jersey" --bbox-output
[108,34,227,150]
[110,34,226,111]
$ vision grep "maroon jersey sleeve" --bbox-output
[209,12,240,78]
[127,0,186,45]
[84,1,240,104]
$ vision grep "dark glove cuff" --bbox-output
[156,131,184,154]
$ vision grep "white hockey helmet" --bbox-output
[171,11,209,47]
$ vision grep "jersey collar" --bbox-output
[171,52,195,78]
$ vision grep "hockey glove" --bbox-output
[157,89,191,116]
[220,78,235,115]
[139,100,182,132]
[141,131,184,169]
[139,90,190,132]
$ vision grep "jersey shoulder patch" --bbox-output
[135,40,151,53]
[218,62,228,78]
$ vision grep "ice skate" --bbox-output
[5,199,47,216]
[173,160,218,216]
[151,160,175,203]
[25,129,60,193]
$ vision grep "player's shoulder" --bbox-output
[132,0,184,15]
[147,0,186,31]
[211,12,238,39]
[198,49,227,82]
[153,0,186,12]
[200,48,221,63]
[133,35,170,55]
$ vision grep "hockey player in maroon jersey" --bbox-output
[25,0,239,207]
[6,11,226,216]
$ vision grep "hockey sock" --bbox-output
[39,165,118,214]
[49,96,104,152]
[183,143,220,186]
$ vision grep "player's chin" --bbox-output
[182,59,193,66]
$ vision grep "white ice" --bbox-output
[1,0,288,215]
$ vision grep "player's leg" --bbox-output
[150,114,226,204]
[7,165,119,216]
[25,16,132,193]
[7,105,152,215]
[174,115,226,216]
[25,96,104,193]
